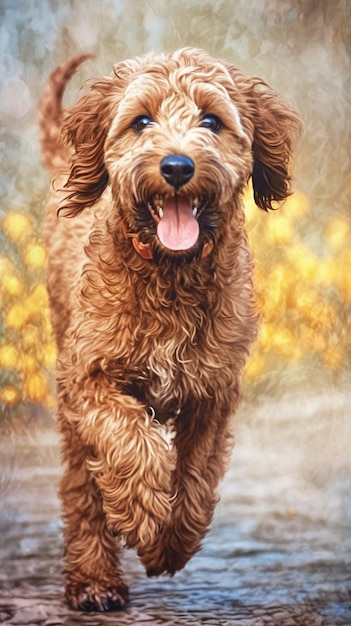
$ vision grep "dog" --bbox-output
[38,48,300,611]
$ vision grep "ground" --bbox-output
[1,386,350,625]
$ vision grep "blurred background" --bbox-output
[0,0,350,429]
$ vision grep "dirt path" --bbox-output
[1,388,350,625]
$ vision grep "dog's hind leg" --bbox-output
[59,426,129,611]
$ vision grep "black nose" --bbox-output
[160,155,195,189]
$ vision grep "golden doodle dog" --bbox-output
[38,48,300,611]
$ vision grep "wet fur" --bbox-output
[38,48,300,611]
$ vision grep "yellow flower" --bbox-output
[323,347,343,370]
[266,214,294,244]
[5,304,28,329]
[257,322,271,349]
[25,283,49,321]
[1,384,21,406]
[324,217,350,252]
[43,343,56,368]
[2,273,24,297]
[315,260,334,286]
[243,182,257,226]
[256,266,288,312]
[286,191,310,221]
[23,354,37,373]
[0,344,20,369]
[335,253,351,302]
[293,291,316,314]
[0,256,15,276]
[30,283,48,305]
[287,244,319,282]
[24,372,48,402]
[270,327,294,355]
[24,243,46,269]
[245,353,265,380]
[44,393,56,410]
[2,211,32,242]
[22,326,39,349]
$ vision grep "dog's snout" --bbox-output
[160,155,195,189]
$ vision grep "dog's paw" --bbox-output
[66,579,129,612]
[103,480,172,549]
[107,499,171,549]
[139,538,191,578]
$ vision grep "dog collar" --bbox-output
[122,221,213,260]
[122,221,153,260]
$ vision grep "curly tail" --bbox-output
[38,54,92,172]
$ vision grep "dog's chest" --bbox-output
[140,332,216,421]
[109,267,246,419]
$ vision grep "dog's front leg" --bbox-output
[60,380,175,549]
[138,395,235,576]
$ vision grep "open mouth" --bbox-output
[147,194,202,251]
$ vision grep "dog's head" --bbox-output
[60,48,301,260]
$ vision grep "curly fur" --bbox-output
[38,48,300,611]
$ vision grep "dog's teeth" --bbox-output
[192,207,198,217]
[158,207,164,218]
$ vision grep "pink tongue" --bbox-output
[157,196,199,251]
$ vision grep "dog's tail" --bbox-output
[38,54,91,172]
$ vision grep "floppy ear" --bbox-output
[226,65,301,210]
[249,85,301,211]
[59,76,123,217]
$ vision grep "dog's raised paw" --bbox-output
[66,580,129,612]
[105,489,172,549]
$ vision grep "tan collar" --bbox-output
[122,221,213,260]
[122,220,153,260]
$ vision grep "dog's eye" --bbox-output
[132,115,154,132]
[200,115,223,133]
